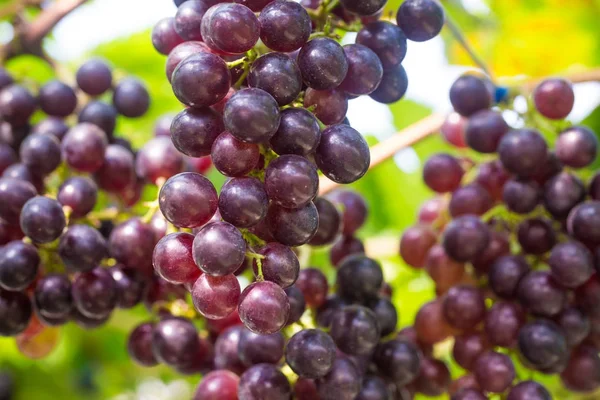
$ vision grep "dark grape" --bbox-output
[238,363,291,400]
[76,59,112,96]
[0,85,37,126]
[316,357,361,400]
[211,132,260,177]
[61,123,108,173]
[415,300,454,344]
[544,171,586,219]
[266,202,319,246]
[202,3,260,54]
[356,375,390,400]
[38,80,77,117]
[171,52,231,107]
[248,52,302,106]
[452,332,490,371]
[193,221,246,276]
[0,241,39,291]
[518,270,566,317]
[327,190,368,236]
[356,21,407,70]
[339,0,385,15]
[166,41,213,82]
[20,196,65,244]
[72,267,118,318]
[503,178,540,214]
[533,78,574,120]
[214,325,245,374]
[152,317,200,367]
[94,145,135,193]
[569,201,600,246]
[442,215,490,262]
[330,235,365,266]
[396,0,444,42]
[296,268,328,308]
[2,163,43,193]
[414,357,451,396]
[159,172,218,228]
[151,17,184,55]
[108,265,147,309]
[285,285,306,325]
[399,224,437,268]
[473,351,515,393]
[153,232,201,283]
[71,307,110,329]
[471,230,510,274]
[475,160,509,201]
[330,305,380,355]
[253,243,299,288]
[488,255,530,299]
[57,177,97,218]
[369,64,408,103]
[193,370,239,400]
[238,328,284,366]
[368,297,397,336]
[269,108,321,156]
[339,44,383,95]
[109,218,156,271]
[259,1,311,52]
[465,110,508,153]
[556,307,590,347]
[498,129,548,177]
[224,88,281,143]
[218,177,267,228]
[0,290,32,336]
[34,274,72,319]
[423,153,463,193]
[238,281,289,334]
[309,197,341,246]
[517,218,556,255]
[374,339,421,386]
[560,345,600,393]
[286,329,336,378]
[484,301,525,347]
[425,244,465,294]
[555,126,597,168]
[336,255,383,302]
[297,37,349,90]
[0,178,37,224]
[78,101,117,138]
[265,155,318,209]
[442,285,486,330]
[0,68,13,90]
[448,183,492,217]
[174,0,208,41]
[548,240,594,288]
[0,144,16,176]
[452,388,487,400]
[449,75,492,117]
[518,319,568,370]
[507,381,551,400]
[58,225,107,273]
[171,107,224,157]
[315,124,370,184]
[31,117,68,142]
[303,88,348,125]
[112,77,150,118]
[192,273,240,319]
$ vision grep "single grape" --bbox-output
[498,129,548,177]
[374,339,421,386]
[171,107,224,157]
[166,41,213,82]
[488,255,530,299]
[253,243,299,288]
[238,363,291,400]
[20,134,60,178]
[415,300,455,345]
[356,21,407,70]
[71,307,110,329]
[58,225,107,273]
[425,244,465,294]
[465,110,508,153]
[442,215,490,262]
[543,171,585,219]
[2,163,43,194]
[193,370,239,400]
[34,274,72,319]
[449,183,492,217]
[330,305,380,355]
[330,235,365,266]
[224,88,281,143]
[265,155,319,209]
[309,197,341,246]
[127,323,158,366]
[20,196,65,244]
[57,177,97,218]
[449,75,492,117]
[285,285,306,325]
[560,345,600,393]
[297,37,349,90]
[0,178,37,224]
[270,108,321,156]
[108,265,147,309]
[503,178,540,214]
[153,232,201,284]
[0,68,13,91]
[517,218,556,255]
[0,85,37,126]
[368,296,397,336]
[339,44,383,95]
[38,80,77,117]
[211,132,260,177]
[517,270,566,317]
[112,77,150,118]
[285,328,336,378]
[475,160,509,201]
[259,1,311,52]
[213,325,245,374]
[452,388,487,400]
[575,277,600,319]
[202,3,260,54]
[452,332,490,371]
[0,241,38,291]
[72,267,118,318]
[369,64,408,103]
[76,59,112,96]
[0,290,32,336]
[248,53,302,106]
[266,202,319,246]
[484,301,525,347]
[548,240,594,288]
[78,101,117,138]
[507,381,551,400]
[471,230,510,274]
[218,177,267,228]
[316,357,361,400]
[192,273,240,319]
[569,201,600,246]
[303,88,348,125]
[555,126,598,168]
[414,357,451,396]
[171,52,231,107]
[423,153,463,193]
[396,0,444,42]
[152,317,201,367]
[473,351,515,393]
[399,224,437,268]
[109,218,156,271]
[518,319,568,371]
[556,307,590,348]
[336,255,383,303]
[295,268,328,308]
[174,0,208,41]
[316,124,370,184]
[193,221,246,276]
[152,17,184,55]
[238,281,290,334]
[0,143,16,176]
[62,123,108,174]
[356,375,391,400]
[533,78,574,120]
[94,144,136,193]
[159,172,218,228]
[442,285,486,330]
[441,112,468,148]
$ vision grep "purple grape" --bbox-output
[233,0,271,11]
[0,290,31,336]
[265,155,319,209]
[560,345,600,392]
[517,271,566,317]
[108,265,147,309]
[449,75,492,117]
[316,357,361,400]
[327,190,368,236]
[224,88,281,143]
[484,301,525,347]
[112,77,150,118]
[448,183,492,217]
[340,0,385,16]
[171,107,224,157]
[109,218,156,271]
[0,144,16,176]
[518,319,567,370]
[266,202,319,246]
[211,131,260,177]
[488,255,530,299]
[166,41,212,82]
[32,117,69,141]
[193,221,246,275]
[38,80,77,117]
[555,126,597,168]
[298,37,349,90]
[78,101,117,138]
[128,322,158,366]
[309,197,341,246]
[556,307,590,348]
[58,225,107,273]
[57,177,97,218]
[72,267,118,318]
[20,196,65,244]
[423,153,463,193]
[356,375,391,400]
[193,370,239,400]
[259,1,311,52]
[285,285,306,325]
[269,108,321,156]
[1,163,43,193]
[549,240,594,288]
[201,3,260,54]
[152,317,200,367]
[238,328,285,366]
[136,136,184,184]
[192,273,240,319]
[34,274,72,319]
[331,305,380,355]
[374,339,421,386]
[153,232,201,284]
[517,218,556,255]
[71,307,110,329]
[0,85,36,126]
[442,215,490,262]
[19,133,61,176]
[171,52,231,107]
[218,177,267,228]
[316,124,370,184]
[248,53,302,106]
[154,114,174,137]
[159,172,218,228]
[0,178,37,224]
[286,329,336,378]
[339,44,383,95]
[61,123,108,173]
[498,129,548,177]
[507,381,551,400]
[396,0,444,42]
[304,88,348,125]
[214,325,246,374]
[369,64,408,103]
[174,0,209,41]
[95,145,135,194]
[473,351,515,393]
[151,17,184,55]
[356,21,407,70]
[532,151,563,185]
[0,241,38,291]
[533,78,574,120]
[464,110,508,153]
[414,357,451,396]
[452,332,489,371]
[0,68,13,91]
[503,178,540,214]
[253,242,299,288]
[238,281,290,334]
[336,255,383,302]
[76,59,112,96]
[543,172,585,219]
[0,122,30,151]
[368,297,397,336]
[569,201,600,246]
[442,285,486,330]
[238,363,291,400]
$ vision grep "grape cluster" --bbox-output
[400,74,600,398]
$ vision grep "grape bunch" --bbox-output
[400,74,600,398]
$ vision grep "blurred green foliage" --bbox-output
[0,0,599,399]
